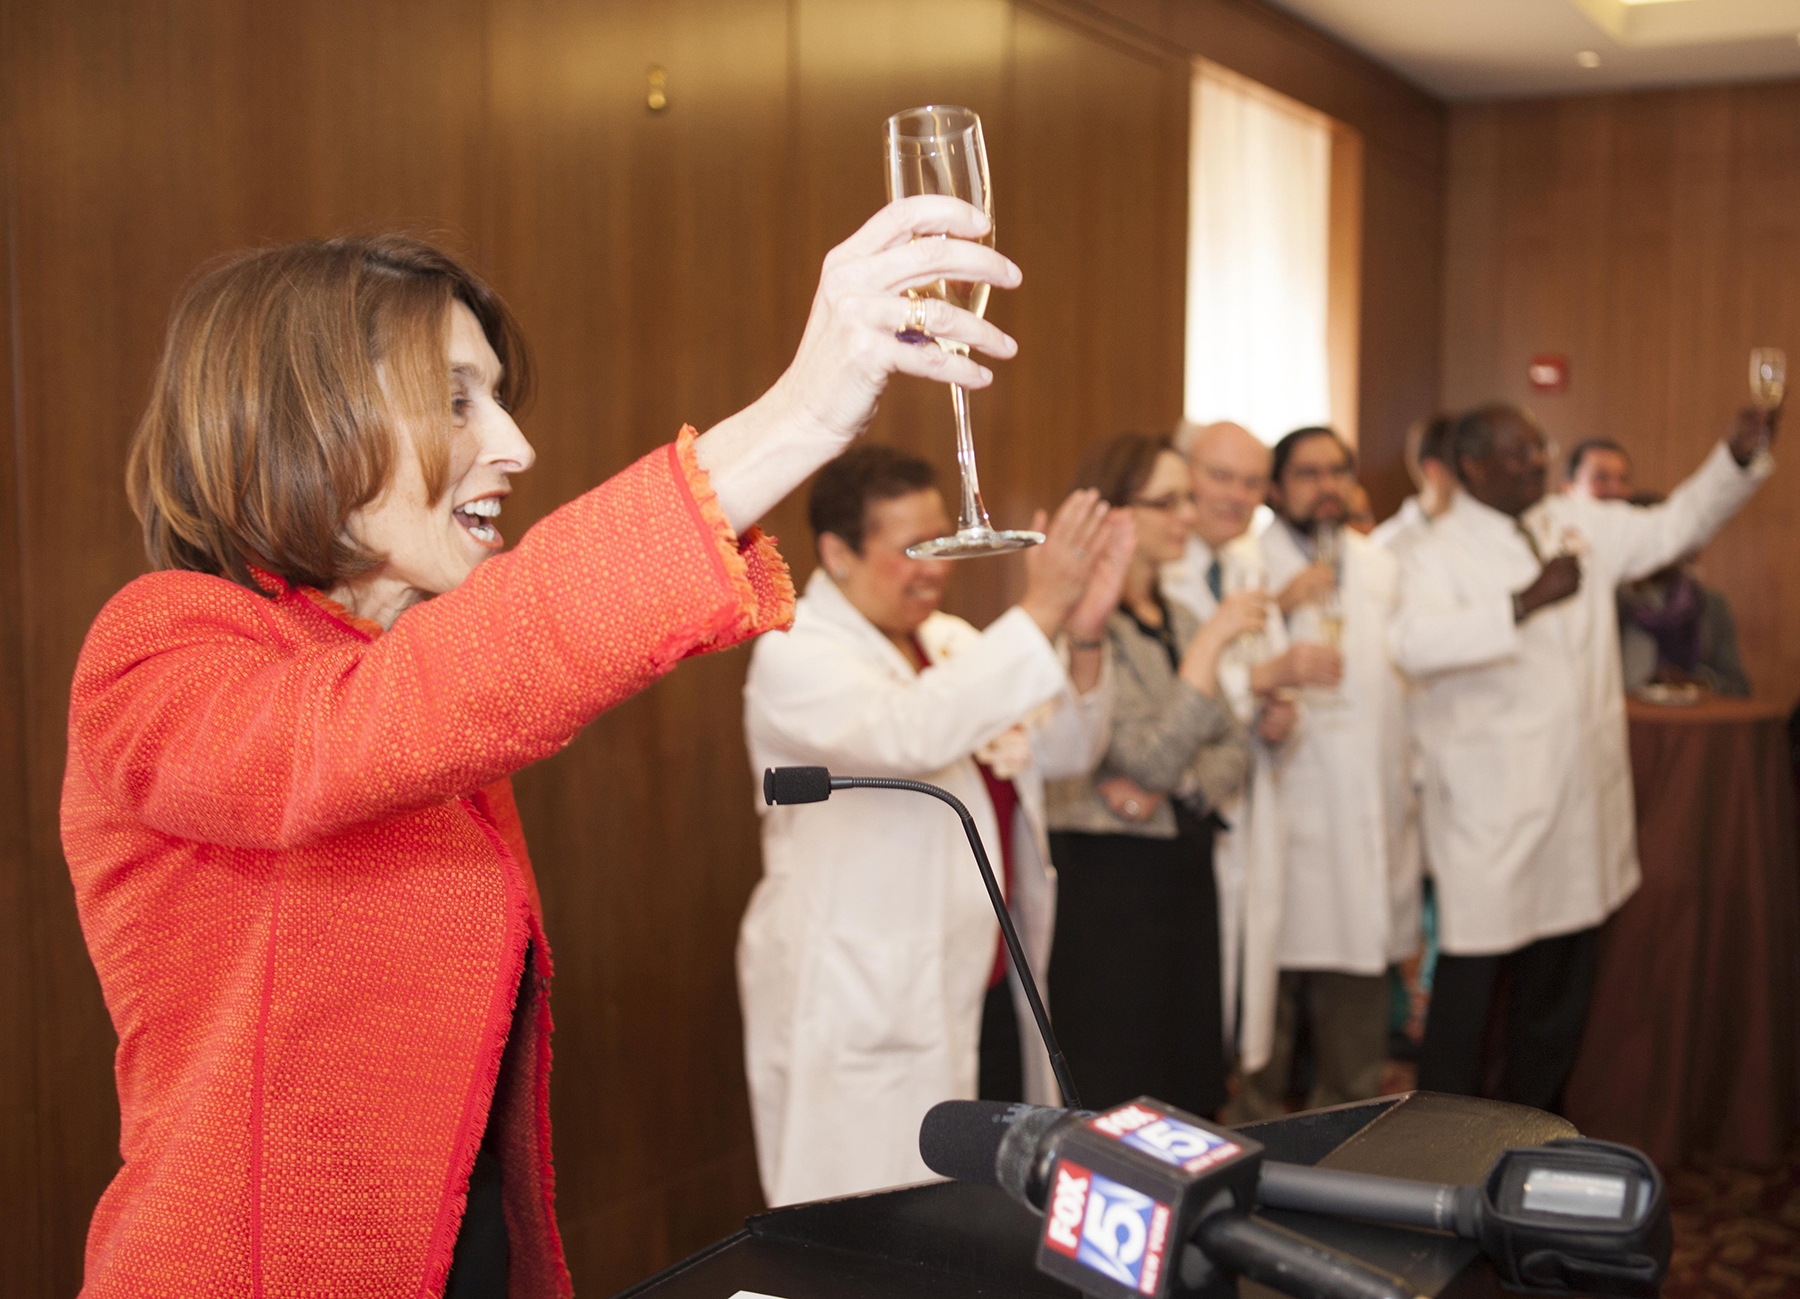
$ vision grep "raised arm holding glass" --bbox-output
[1390,400,1777,1112]
[63,194,1019,1298]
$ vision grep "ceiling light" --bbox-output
[1576,49,1602,66]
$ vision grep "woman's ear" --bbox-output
[817,531,855,583]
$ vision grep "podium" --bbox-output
[615,1091,1577,1299]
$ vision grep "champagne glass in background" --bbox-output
[1749,348,1783,456]
[1313,523,1345,652]
[1751,347,1786,411]
[1225,564,1269,662]
[885,105,1043,559]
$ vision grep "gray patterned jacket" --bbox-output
[1047,600,1249,839]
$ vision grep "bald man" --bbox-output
[1164,422,1340,703]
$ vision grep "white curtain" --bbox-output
[1184,63,1333,447]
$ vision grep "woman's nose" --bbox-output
[483,406,537,473]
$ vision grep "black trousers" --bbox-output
[1047,822,1227,1117]
[1417,925,1601,1113]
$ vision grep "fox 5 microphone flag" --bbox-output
[1037,1098,1263,1299]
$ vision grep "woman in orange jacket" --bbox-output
[60,200,1038,1298]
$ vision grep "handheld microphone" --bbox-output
[763,765,1081,1108]
[921,1099,1669,1299]
[920,1097,1412,1299]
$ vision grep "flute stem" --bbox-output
[945,344,993,535]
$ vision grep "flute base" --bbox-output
[906,527,1045,560]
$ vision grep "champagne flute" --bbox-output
[1225,563,1270,663]
[1751,348,1786,410]
[885,105,1043,559]
[1313,524,1345,652]
[1308,524,1347,710]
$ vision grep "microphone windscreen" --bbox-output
[763,766,833,805]
[919,1099,1024,1190]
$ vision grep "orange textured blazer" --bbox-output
[61,431,793,1299]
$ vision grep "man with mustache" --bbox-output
[1225,426,1419,1120]
[1391,401,1776,1110]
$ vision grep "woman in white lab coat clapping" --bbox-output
[739,444,1133,1207]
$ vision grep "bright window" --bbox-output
[1184,61,1359,448]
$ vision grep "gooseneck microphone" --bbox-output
[763,766,1081,1109]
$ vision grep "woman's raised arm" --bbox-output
[695,196,1019,534]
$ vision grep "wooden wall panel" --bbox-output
[1440,81,1800,706]
[3,1,492,1291]
[0,24,45,1289]
[0,2,1407,1295]
[484,0,793,1283]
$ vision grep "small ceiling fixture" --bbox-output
[1576,49,1603,66]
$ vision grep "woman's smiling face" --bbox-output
[332,301,536,627]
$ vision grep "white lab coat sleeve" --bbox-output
[1387,548,1520,679]
[1030,650,1112,783]
[748,605,1068,777]
[1589,441,1772,582]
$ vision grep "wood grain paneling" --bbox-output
[1440,81,1800,707]
[1,27,45,1289]
[0,1,1414,1294]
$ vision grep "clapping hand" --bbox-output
[1020,490,1117,639]
[1065,511,1137,643]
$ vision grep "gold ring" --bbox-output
[897,296,931,344]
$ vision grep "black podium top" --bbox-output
[614,1091,1577,1299]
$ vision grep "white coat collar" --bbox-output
[1444,488,1535,541]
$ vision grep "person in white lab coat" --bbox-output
[738,444,1133,1207]
[1391,401,1777,1109]
[1370,413,1458,557]
[1226,427,1418,1121]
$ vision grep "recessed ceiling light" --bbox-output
[1576,49,1602,67]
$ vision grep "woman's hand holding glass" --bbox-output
[1179,591,1266,697]
[694,196,1021,535]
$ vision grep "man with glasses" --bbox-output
[1225,427,1419,1120]
[1390,401,1776,1110]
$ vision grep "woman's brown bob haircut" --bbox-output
[127,234,532,594]
[1070,431,1176,509]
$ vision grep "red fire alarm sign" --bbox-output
[1528,354,1569,393]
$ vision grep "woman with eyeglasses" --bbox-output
[1044,433,1258,1115]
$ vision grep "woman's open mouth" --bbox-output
[453,496,505,548]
